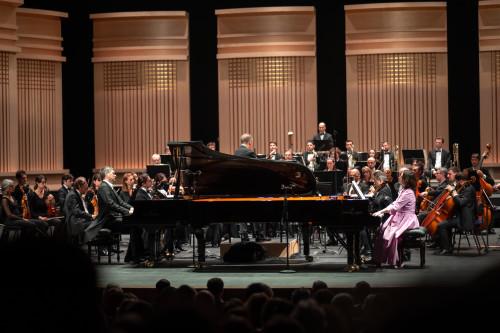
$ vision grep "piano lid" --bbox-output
[168,141,317,196]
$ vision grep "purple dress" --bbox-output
[374,188,419,266]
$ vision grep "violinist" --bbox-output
[361,166,374,188]
[0,179,41,238]
[435,172,476,255]
[64,177,94,244]
[412,161,428,212]
[13,170,31,209]
[85,173,102,216]
[29,175,65,239]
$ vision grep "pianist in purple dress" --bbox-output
[372,170,419,268]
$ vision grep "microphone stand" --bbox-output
[280,184,296,273]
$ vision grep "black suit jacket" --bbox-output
[57,186,69,209]
[452,184,476,231]
[312,132,334,150]
[370,184,394,213]
[134,188,152,201]
[234,145,257,158]
[64,189,92,237]
[267,153,283,160]
[84,181,132,242]
[428,149,451,171]
[377,151,396,171]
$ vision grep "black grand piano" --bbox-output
[124,141,379,267]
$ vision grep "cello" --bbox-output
[420,186,455,236]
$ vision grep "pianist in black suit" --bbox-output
[84,166,133,243]
[64,177,94,245]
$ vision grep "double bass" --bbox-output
[474,144,494,231]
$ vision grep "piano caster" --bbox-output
[192,262,207,270]
[143,260,155,268]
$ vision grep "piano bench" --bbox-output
[87,229,121,264]
[400,227,427,268]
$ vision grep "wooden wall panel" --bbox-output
[94,60,190,169]
[217,7,317,155]
[0,51,19,172]
[218,57,317,155]
[216,7,315,59]
[17,58,63,171]
[346,53,449,158]
[0,0,22,53]
[479,1,500,165]
[91,11,189,62]
[345,2,447,55]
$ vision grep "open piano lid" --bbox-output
[168,141,317,196]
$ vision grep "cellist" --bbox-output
[417,167,449,220]
[435,172,476,255]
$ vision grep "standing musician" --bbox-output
[427,137,451,177]
[435,172,476,255]
[84,166,134,243]
[345,140,358,169]
[378,142,397,171]
[312,122,335,149]
[64,177,95,245]
[303,141,318,172]
[267,141,283,160]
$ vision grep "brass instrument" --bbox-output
[452,143,460,169]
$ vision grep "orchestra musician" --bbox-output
[312,122,335,149]
[64,177,95,245]
[361,166,373,188]
[57,174,74,210]
[343,168,369,196]
[13,170,31,208]
[427,137,451,177]
[435,172,476,255]
[378,142,396,171]
[0,179,42,239]
[345,140,358,169]
[367,157,377,175]
[267,141,283,160]
[384,168,398,200]
[283,149,295,162]
[372,169,420,268]
[467,153,495,187]
[303,141,318,172]
[207,141,217,151]
[151,153,161,165]
[29,175,65,239]
[118,172,135,203]
[84,166,134,243]
[85,172,102,216]
[324,158,340,172]
[417,167,449,222]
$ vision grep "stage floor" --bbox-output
[94,229,500,290]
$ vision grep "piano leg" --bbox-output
[345,231,361,272]
[301,223,313,261]
[194,226,206,263]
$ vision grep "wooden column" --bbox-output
[479,0,500,167]
[216,7,317,155]
[91,12,190,170]
[345,3,448,164]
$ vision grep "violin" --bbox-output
[20,186,31,219]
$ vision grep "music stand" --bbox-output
[314,171,344,194]
[146,164,171,179]
[313,139,333,152]
[402,149,425,165]
[160,154,175,174]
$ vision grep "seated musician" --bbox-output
[64,177,95,244]
[467,153,495,187]
[343,169,369,197]
[384,168,398,200]
[267,141,282,160]
[324,158,340,172]
[303,141,318,171]
[84,166,133,243]
[412,161,428,211]
[85,173,102,216]
[283,149,295,162]
[361,166,373,189]
[118,172,135,203]
[13,170,32,207]
[0,179,42,238]
[153,172,170,198]
[57,174,74,210]
[435,172,476,255]
[418,167,448,217]
[372,170,420,268]
[367,157,377,175]
[29,175,65,239]
[151,153,161,165]
[207,141,217,151]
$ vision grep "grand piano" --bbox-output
[124,141,379,267]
